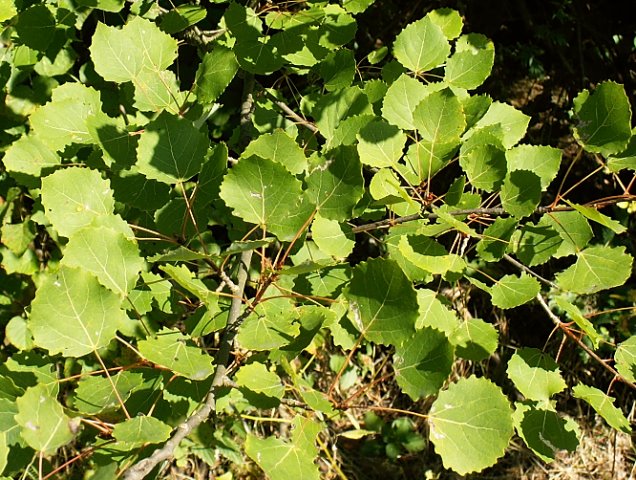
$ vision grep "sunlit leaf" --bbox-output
[507,348,566,402]
[429,376,513,474]
[29,267,125,357]
[572,384,631,433]
[138,328,215,381]
[556,246,633,294]
[15,385,76,454]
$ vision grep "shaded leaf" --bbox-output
[451,318,498,361]
[344,258,417,346]
[500,170,541,218]
[194,46,239,104]
[513,403,579,462]
[136,112,209,183]
[393,327,454,400]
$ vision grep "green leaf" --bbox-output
[15,5,56,52]
[305,146,364,221]
[393,16,450,73]
[427,8,463,39]
[500,170,541,218]
[554,298,602,349]
[136,112,209,184]
[160,5,207,34]
[311,216,355,259]
[416,289,460,334]
[320,49,356,91]
[41,168,115,238]
[469,101,530,148]
[393,327,454,400]
[15,385,76,454]
[138,329,214,381]
[89,17,178,83]
[87,111,138,168]
[74,371,144,414]
[235,363,284,400]
[404,139,458,181]
[242,129,307,175]
[565,201,627,234]
[29,267,125,357]
[313,86,373,140]
[5,316,34,351]
[506,145,561,190]
[397,236,466,276]
[132,69,184,114]
[573,81,632,155]
[237,306,300,351]
[429,376,513,474]
[513,403,579,462]
[356,119,406,167]
[220,156,306,239]
[445,33,495,89]
[506,348,566,402]
[572,384,631,433]
[342,0,375,14]
[344,258,418,346]
[512,221,562,266]
[607,135,636,172]
[194,46,239,104]
[245,417,321,480]
[490,273,540,309]
[615,336,636,383]
[476,217,517,262]
[459,143,506,192]
[381,73,429,130]
[451,318,498,361]
[2,135,60,178]
[412,88,466,144]
[62,226,143,295]
[0,0,16,22]
[555,245,633,294]
[30,83,101,151]
[112,416,172,447]
[75,0,124,11]
[542,211,593,258]
[160,264,216,308]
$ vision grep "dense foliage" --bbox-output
[0,0,635,478]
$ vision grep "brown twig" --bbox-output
[535,293,636,391]
[122,251,253,479]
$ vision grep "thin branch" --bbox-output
[503,254,558,289]
[122,250,253,480]
[350,196,636,234]
[273,99,319,134]
[535,293,636,391]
